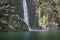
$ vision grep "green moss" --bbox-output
[0,0,28,31]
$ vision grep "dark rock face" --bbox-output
[26,0,39,28]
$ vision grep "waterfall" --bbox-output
[23,0,31,31]
[22,0,48,31]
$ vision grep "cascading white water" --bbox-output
[22,0,48,31]
[23,0,31,31]
[22,0,46,31]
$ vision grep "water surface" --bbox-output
[0,31,60,40]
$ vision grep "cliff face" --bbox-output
[26,0,39,29]
[0,0,60,31]
[26,0,60,29]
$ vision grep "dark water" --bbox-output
[0,31,60,40]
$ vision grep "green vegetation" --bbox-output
[0,0,28,31]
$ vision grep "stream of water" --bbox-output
[23,0,44,31]
[23,0,31,31]
[22,0,48,31]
